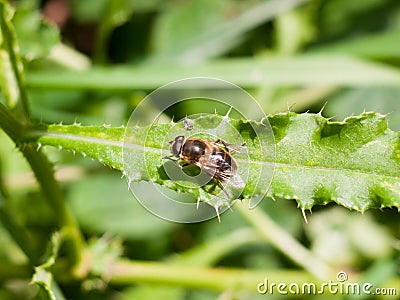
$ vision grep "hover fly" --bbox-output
[165,136,245,198]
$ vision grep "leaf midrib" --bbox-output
[29,130,399,180]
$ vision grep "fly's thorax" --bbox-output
[181,138,207,160]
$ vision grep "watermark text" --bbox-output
[257,271,397,296]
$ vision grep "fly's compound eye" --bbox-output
[170,136,185,157]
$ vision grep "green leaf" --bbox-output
[150,0,308,62]
[12,1,60,61]
[26,56,400,90]
[311,30,400,59]
[151,0,230,60]
[269,112,400,212]
[325,87,400,131]
[28,123,125,170]
[32,267,67,300]
[23,112,400,213]
[31,233,66,300]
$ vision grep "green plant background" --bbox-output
[0,0,399,299]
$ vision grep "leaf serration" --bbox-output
[23,112,400,214]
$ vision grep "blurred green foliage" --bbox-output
[0,0,399,299]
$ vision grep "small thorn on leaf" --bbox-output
[318,102,328,116]
[286,102,295,112]
[73,117,80,126]
[215,206,221,223]
[301,209,308,224]
[224,106,233,118]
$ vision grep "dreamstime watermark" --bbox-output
[257,271,398,296]
[122,77,276,223]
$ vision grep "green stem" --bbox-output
[21,145,83,261]
[0,1,31,122]
[0,200,39,263]
[108,259,321,293]
[0,102,23,140]
[0,157,40,262]
[0,1,83,269]
[235,202,333,279]
[0,103,83,269]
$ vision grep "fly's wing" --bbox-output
[194,154,245,190]
[192,156,221,179]
[227,173,245,189]
[210,141,246,154]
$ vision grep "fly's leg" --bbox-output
[162,155,179,161]
[214,139,246,153]
[180,162,191,168]
[213,177,232,199]
[162,156,192,167]
[206,182,218,193]
[203,177,231,198]
[214,139,230,153]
